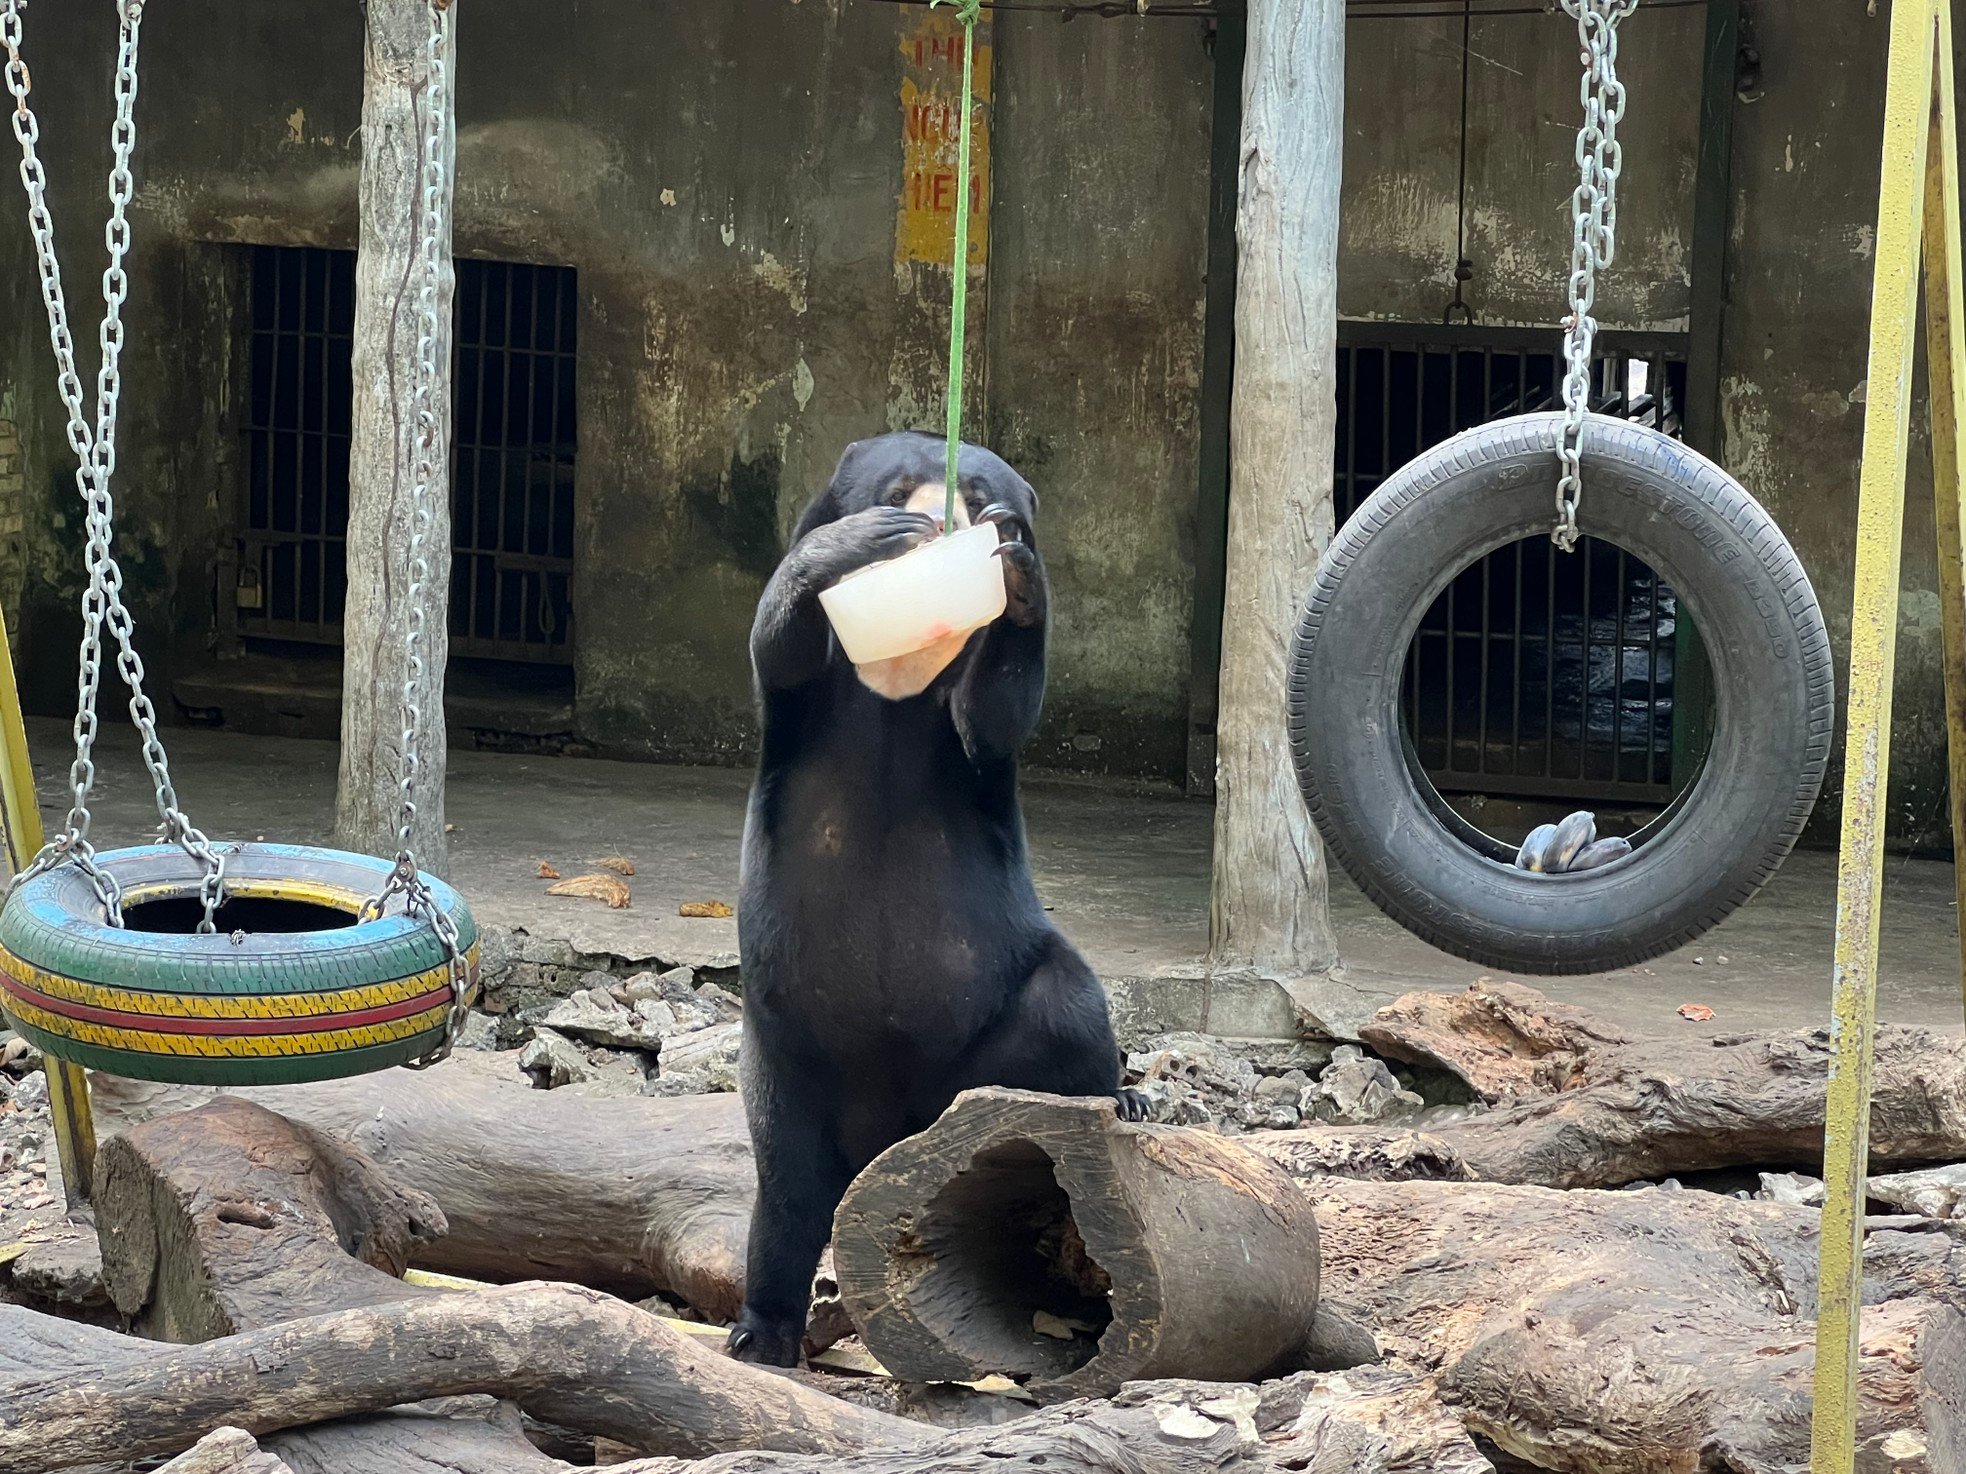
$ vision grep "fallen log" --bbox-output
[88,1047,755,1317]
[1302,1176,1965,1473]
[0,1285,920,1471]
[1257,983,1966,1189]
[1358,978,1630,1104]
[87,1098,905,1472]
[126,1369,1493,1474]
[603,1370,1492,1474]
[95,1095,446,1341]
[833,1089,1320,1402]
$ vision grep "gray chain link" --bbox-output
[3,0,228,930]
[1553,0,1639,553]
[368,0,469,1068]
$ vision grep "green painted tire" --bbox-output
[0,844,478,1086]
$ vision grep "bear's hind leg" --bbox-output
[729,1034,854,1366]
[945,940,1148,1121]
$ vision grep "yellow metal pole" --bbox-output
[1923,0,1966,1014]
[1809,0,1939,1466]
[0,603,95,1209]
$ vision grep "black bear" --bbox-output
[726,430,1146,1367]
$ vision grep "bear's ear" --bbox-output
[791,439,871,543]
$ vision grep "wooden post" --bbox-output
[1207,0,1343,978]
[0,601,95,1209]
[334,0,456,874]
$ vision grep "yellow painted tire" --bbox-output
[0,844,478,1085]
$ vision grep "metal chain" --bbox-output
[368,0,469,1068]
[2,0,228,929]
[1552,0,1639,552]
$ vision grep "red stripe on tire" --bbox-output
[0,974,454,1037]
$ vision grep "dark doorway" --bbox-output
[1335,325,1696,811]
[238,245,577,666]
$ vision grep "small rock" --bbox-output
[12,1071,48,1112]
[574,1049,656,1100]
[0,1034,41,1076]
[1155,1406,1222,1442]
[1303,1045,1424,1126]
[618,971,663,1003]
[644,1022,742,1096]
[456,1011,500,1052]
[657,965,701,1000]
[634,999,680,1035]
[1866,1163,1966,1219]
[1756,1171,1826,1207]
[519,1027,590,1089]
[528,991,665,1051]
[695,982,743,1022]
[11,1232,109,1309]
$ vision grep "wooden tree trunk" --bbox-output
[1207,0,1343,979]
[1296,1176,1966,1474]
[0,1287,922,1471]
[87,1050,757,1319]
[336,0,456,872]
[833,1089,1321,1403]
[1250,985,1966,1191]
[78,1098,911,1473]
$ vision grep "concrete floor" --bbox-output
[15,717,1963,1042]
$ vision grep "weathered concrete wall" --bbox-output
[985,16,1211,777]
[1717,5,1962,848]
[3,3,1959,843]
[1342,6,1703,329]
[0,1,1212,783]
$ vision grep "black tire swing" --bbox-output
[1289,0,1833,975]
[0,0,478,1085]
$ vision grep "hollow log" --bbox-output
[1257,985,1966,1190]
[0,1285,921,1472]
[87,1046,756,1317]
[833,1089,1320,1402]
[1303,1176,1966,1473]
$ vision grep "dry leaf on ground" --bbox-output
[1677,1002,1716,1022]
[680,900,734,919]
[592,856,636,876]
[536,862,561,880]
[547,872,631,909]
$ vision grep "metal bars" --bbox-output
[1334,326,1688,806]
[449,258,578,663]
[241,247,577,664]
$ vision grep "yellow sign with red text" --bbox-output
[895,10,991,270]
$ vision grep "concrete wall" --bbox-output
[0,0,1211,782]
[0,2,1958,844]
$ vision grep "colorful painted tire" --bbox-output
[0,843,478,1086]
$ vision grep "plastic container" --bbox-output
[819,522,1007,664]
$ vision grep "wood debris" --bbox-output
[546,873,631,909]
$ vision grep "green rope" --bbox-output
[932,0,981,534]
